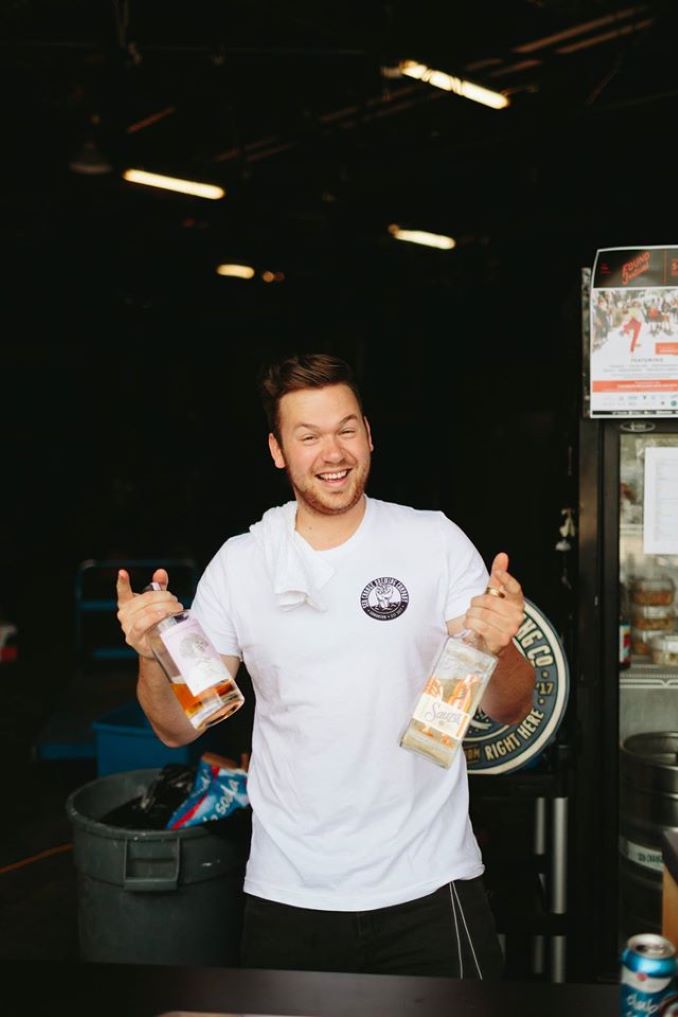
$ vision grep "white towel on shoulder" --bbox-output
[249,501,334,611]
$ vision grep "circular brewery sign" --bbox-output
[463,597,569,774]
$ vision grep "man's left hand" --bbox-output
[463,551,524,656]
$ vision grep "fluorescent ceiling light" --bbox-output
[216,263,255,279]
[556,17,653,54]
[388,224,456,250]
[487,59,541,78]
[122,169,225,200]
[126,107,176,135]
[464,57,503,72]
[513,5,648,53]
[399,60,509,109]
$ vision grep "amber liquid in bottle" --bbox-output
[145,582,244,732]
[400,629,497,768]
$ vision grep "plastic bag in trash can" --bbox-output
[166,752,249,829]
[99,763,196,829]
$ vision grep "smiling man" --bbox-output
[116,351,535,979]
[267,373,373,539]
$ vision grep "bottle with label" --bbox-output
[144,582,245,732]
[619,581,631,670]
[400,629,498,767]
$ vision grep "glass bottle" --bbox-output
[144,582,245,732]
[400,629,498,768]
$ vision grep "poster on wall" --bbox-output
[587,245,678,417]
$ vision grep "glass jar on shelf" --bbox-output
[630,603,676,631]
[649,633,678,667]
[629,576,675,607]
[631,626,672,657]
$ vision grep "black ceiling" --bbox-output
[3,0,678,328]
[5,1,678,608]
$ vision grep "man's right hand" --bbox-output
[116,568,184,659]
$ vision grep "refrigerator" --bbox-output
[574,250,678,982]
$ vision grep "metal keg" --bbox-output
[619,732,678,937]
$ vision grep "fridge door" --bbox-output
[618,428,678,942]
[575,417,678,982]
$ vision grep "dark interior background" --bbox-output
[2,0,678,711]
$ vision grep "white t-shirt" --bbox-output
[190,496,489,911]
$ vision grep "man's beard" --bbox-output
[285,460,370,516]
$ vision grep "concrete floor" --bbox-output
[0,753,87,961]
[0,657,94,960]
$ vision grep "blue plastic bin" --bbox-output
[92,701,205,775]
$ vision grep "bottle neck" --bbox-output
[455,626,493,657]
[143,582,189,631]
[155,613,188,633]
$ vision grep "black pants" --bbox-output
[240,877,504,978]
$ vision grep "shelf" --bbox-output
[620,660,678,688]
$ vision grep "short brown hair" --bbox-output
[258,352,364,441]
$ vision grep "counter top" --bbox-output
[0,961,620,1017]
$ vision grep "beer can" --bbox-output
[620,934,677,1017]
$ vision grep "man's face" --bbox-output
[268,383,373,516]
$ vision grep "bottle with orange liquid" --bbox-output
[144,581,244,732]
[400,629,497,767]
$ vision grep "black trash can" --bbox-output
[66,767,251,966]
[619,731,678,937]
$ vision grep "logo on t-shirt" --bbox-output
[360,577,409,620]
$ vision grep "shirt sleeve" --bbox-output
[189,542,242,659]
[439,513,490,622]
